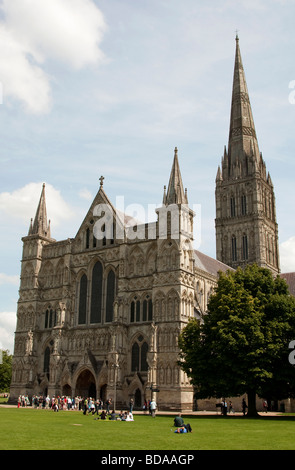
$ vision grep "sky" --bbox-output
[1,0,295,352]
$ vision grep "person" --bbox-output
[150,399,157,417]
[242,398,248,416]
[222,399,228,416]
[109,410,117,420]
[83,397,88,415]
[126,411,134,421]
[106,398,112,414]
[174,413,184,427]
[100,410,107,420]
[263,400,268,413]
[129,398,134,413]
[174,426,188,433]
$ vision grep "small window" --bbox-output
[242,235,248,260]
[241,195,247,215]
[230,197,236,217]
[86,228,90,249]
[231,236,237,262]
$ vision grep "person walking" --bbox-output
[150,399,157,417]
[242,398,248,416]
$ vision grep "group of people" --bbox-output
[17,394,116,413]
[17,393,160,418]
[93,410,134,421]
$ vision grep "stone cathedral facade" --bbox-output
[10,37,283,410]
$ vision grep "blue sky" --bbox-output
[1,0,295,351]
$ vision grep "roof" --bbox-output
[194,250,234,277]
[280,272,295,297]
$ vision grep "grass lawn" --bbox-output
[0,407,295,450]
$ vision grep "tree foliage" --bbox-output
[0,350,12,392]
[179,264,295,415]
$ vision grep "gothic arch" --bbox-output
[166,288,180,321]
[154,290,166,321]
[90,260,103,324]
[128,246,145,276]
[146,242,157,274]
[87,255,105,277]
[74,366,97,398]
[105,268,116,323]
[159,239,179,270]
[76,270,88,325]
[130,332,149,373]
[55,259,64,286]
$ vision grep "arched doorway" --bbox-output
[75,370,96,398]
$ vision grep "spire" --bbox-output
[165,147,188,205]
[228,36,259,167]
[30,183,51,238]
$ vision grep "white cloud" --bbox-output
[280,236,295,273]
[0,0,107,113]
[0,311,16,352]
[0,182,75,227]
[79,189,93,201]
[0,273,19,286]
[0,25,51,113]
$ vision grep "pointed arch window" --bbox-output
[230,196,236,217]
[231,236,237,262]
[131,342,139,372]
[86,228,90,249]
[141,342,148,371]
[90,261,103,323]
[78,274,87,324]
[44,346,50,380]
[106,269,116,323]
[131,337,149,372]
[242,234,248,260]
[241,194,247,215]
[143,295,153,322]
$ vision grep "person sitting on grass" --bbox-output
[100,410,107,420]
[109,410,117,420]
[173,413,184,427]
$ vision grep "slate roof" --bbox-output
[194,250,234,277]
[280,272,295,297]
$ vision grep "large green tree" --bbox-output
[179,264,295,416]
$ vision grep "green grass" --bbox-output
[0,407,295,450]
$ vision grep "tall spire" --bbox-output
[29,183,51,238]
[164,147,188,205]
[228,35,259,169]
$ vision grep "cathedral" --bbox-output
[9,36,284,411]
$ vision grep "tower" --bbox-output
[10,184,55,400]
[215,36,280,274]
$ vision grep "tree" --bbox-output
[0,350,12,393]
[179,264,295,416]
